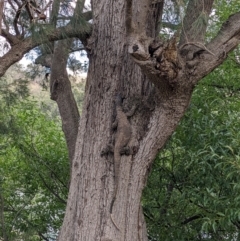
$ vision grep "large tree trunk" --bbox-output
[57,1,189,240]
[55,0,240,240]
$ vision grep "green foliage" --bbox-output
[214,0,240,23]
[0,79,69,240]
[30,23,55,42]
[143,49,240,240]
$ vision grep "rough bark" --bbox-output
[56,1,240,241]
[57,0,151,239]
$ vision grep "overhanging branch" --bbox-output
[192,12,240,85]
[1,29,20,45]
[0,23,91,77]
[207,11,240,53]
[181,214,203,225]
[35,24,91,46]
[126,0,153,37]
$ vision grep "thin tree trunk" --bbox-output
[50,39,80,163]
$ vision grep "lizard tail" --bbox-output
[110,213,121,231]
[110,196,116,214]
[111,153,120,213]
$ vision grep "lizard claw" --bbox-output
[101,144,114,157]
[120,146,131,155]
[100,149,108,157]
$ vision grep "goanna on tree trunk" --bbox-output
[57,1,182,240]
[57,0,240,240]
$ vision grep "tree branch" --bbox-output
[190,12,240,85]
[126,0,152,36]
[181,214,203,225]
[12,0,21,8]
[1,29,20,45]
[50,39,80,163]
[0,24,91,77]
[49,0,85,163]
[147,0,165,37]
[126,0,152,62]
[55,11,92,23]
[207,11,240,53]
[2,10,9,32]
[38,173,67,204]
[13,2,27,36]
[7,0,17,17]
[50,0,60,25]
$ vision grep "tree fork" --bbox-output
[56,0,240,240]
